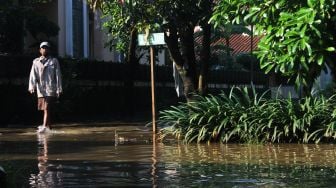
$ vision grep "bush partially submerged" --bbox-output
[159,86,336,144]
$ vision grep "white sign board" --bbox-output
[138,33,166,46]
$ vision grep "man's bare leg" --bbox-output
[43,109,51,128]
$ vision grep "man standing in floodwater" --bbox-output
[28,41,62,133]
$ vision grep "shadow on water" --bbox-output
[1,125,336,187]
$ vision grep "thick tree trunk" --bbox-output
[125,27,138,116]
[198,23,211,95]
[164,25,197,101]
[180,26,197,98]
[302,63,321,97]
[326,17,336,84]
[225,36,230,57]
[127,27,138,67]
[326,53,336,92]
[198,0,213,95]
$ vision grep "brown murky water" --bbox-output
[1,124,336,187]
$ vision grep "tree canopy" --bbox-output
[211,0,336,92]
[90,0,215,99]
[0,0,59,54]
[97,0,156,53]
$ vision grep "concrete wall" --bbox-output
[24,0,163,63]
[91,10,116,62]
[57,0,66,57]
[25,0,117,61]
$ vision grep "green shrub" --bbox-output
[159,86,336,144]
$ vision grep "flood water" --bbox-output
[1,124,336,187]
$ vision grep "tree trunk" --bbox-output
[164,25,197,101]
[127,27,138,67]
[326,17,336,84]
[327,55,336,84]
[125,27,138,117]
[225,36,230,57]
[180,26,197,98]
[302,63,321,97]
[198,23,211,95]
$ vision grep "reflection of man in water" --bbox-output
[37,134,48,181]
[29,134,63,187]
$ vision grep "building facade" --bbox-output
[25,0,119,61]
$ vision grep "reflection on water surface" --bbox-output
[1,124,336,187]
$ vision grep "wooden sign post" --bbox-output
[138,33,165,134]
[150,46,156,134]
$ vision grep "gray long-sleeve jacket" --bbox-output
[28,56,62,98]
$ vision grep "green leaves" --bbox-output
[326,47,336,52]
[95,0,159,54]
[159,86,336,144]
[211,0,336,91]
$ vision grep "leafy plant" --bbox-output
[211,0,336,93]
[0,0,59,54]
[159,85,336,144]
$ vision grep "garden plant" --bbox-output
[159,86,336,144]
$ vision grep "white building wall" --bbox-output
[65,0,73,57]
[26,0,163,63]
[92,10,116,62]
[58,0,114,60]
[83,0,89,58]
[58,0,90,58]
[57,0,66,57]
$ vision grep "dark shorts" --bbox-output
[38,97,56,111]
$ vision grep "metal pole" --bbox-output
[150,46,157,134]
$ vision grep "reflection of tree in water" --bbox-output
[155,144,336,187]
[22,133,336,187]
[164,162,336,187]
[29,134,63,187]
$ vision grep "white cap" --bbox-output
[40,41,50,48]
